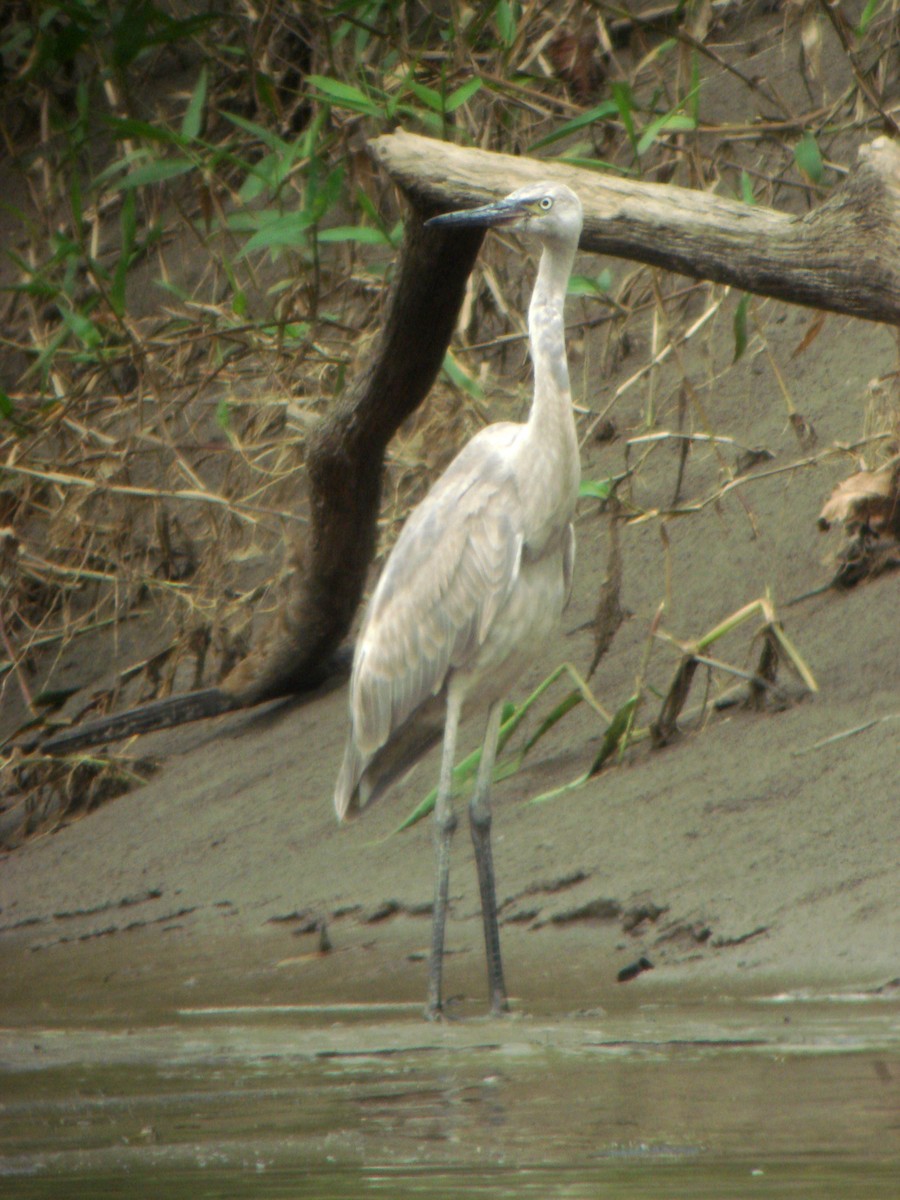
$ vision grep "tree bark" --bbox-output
[369,129,900,325]
[221,204,485,705]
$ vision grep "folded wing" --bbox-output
[335,430,525,818]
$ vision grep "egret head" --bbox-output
[426,182,583,246]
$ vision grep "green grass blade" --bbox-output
[445,78,482,112]
[110,190,136,317]
[237,211,313,257]
[307,74,383,117]
[519,690,582,756]
[115,159,195,190]
[405,78,444,113]
[392,702,519,834]
[442,349,484,399]
[181,65,207,139]
[587,694,638,775]
[612,82,639,158]
[528,100,618,151]
[528,768,593,806]
[636,112,695,157]
[222,110,290,154]
[318,225,394,245]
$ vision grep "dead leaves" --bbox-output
[818,461,900,538]
[816,458,900,592]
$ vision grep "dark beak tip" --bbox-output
[424,199,519,231]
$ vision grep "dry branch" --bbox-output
[369,130,900,325]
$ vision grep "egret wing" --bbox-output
[351,431,524,757]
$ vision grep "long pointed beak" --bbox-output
[425,195,525,230]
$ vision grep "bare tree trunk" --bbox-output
[369,131,900,325]
[222,206,484,705]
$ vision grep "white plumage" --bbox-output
[334,183,584,1018]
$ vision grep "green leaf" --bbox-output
[579,477,613,501]
[442,349,483,399]
[494,0,516,47]
[306,165,345,224]
[519,690,582,757]
[278,321,311,343]
[307,74,382,116]
[568,270,612,296]
[612,82,638,157]
[739,169,756,206]
[794,133,823,183]
[636,112,696,157]
[733,293,750,363]
[353,187,398,245]
[406,78,444,113]
[586,694,638,775]
[238,211,313,256]
[558,155,636,176]
[254,71,278,116]
[60,306,102,349]
[104,116,186,145]
[445,77,482,112]
[222,110,290,154]
[528,100,618,151]
[393,702,518,833]
[115,158,195,190]
[0,383,28,434]
[856,0,885,36]
[181,66,207,140]
[318,225,393,245]
[689,50,701,123]
[110,190,137,317]
[394,103,443,135]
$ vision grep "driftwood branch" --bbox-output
[369,129,900,325]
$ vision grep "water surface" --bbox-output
[2,989,897,1197]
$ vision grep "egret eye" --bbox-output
[539,197,553,210]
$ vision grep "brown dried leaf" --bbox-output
[546,28,603,103]
[791,311,825,357]
[818,464,900,536]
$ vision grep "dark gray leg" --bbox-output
[469,700,509,1016]
[426,691,463,1020]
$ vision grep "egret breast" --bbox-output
[452,536,569,705]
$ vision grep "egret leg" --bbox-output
[426,690,463,1020]
[469,700,509,1015]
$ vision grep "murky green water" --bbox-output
[2,992,897,1197]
